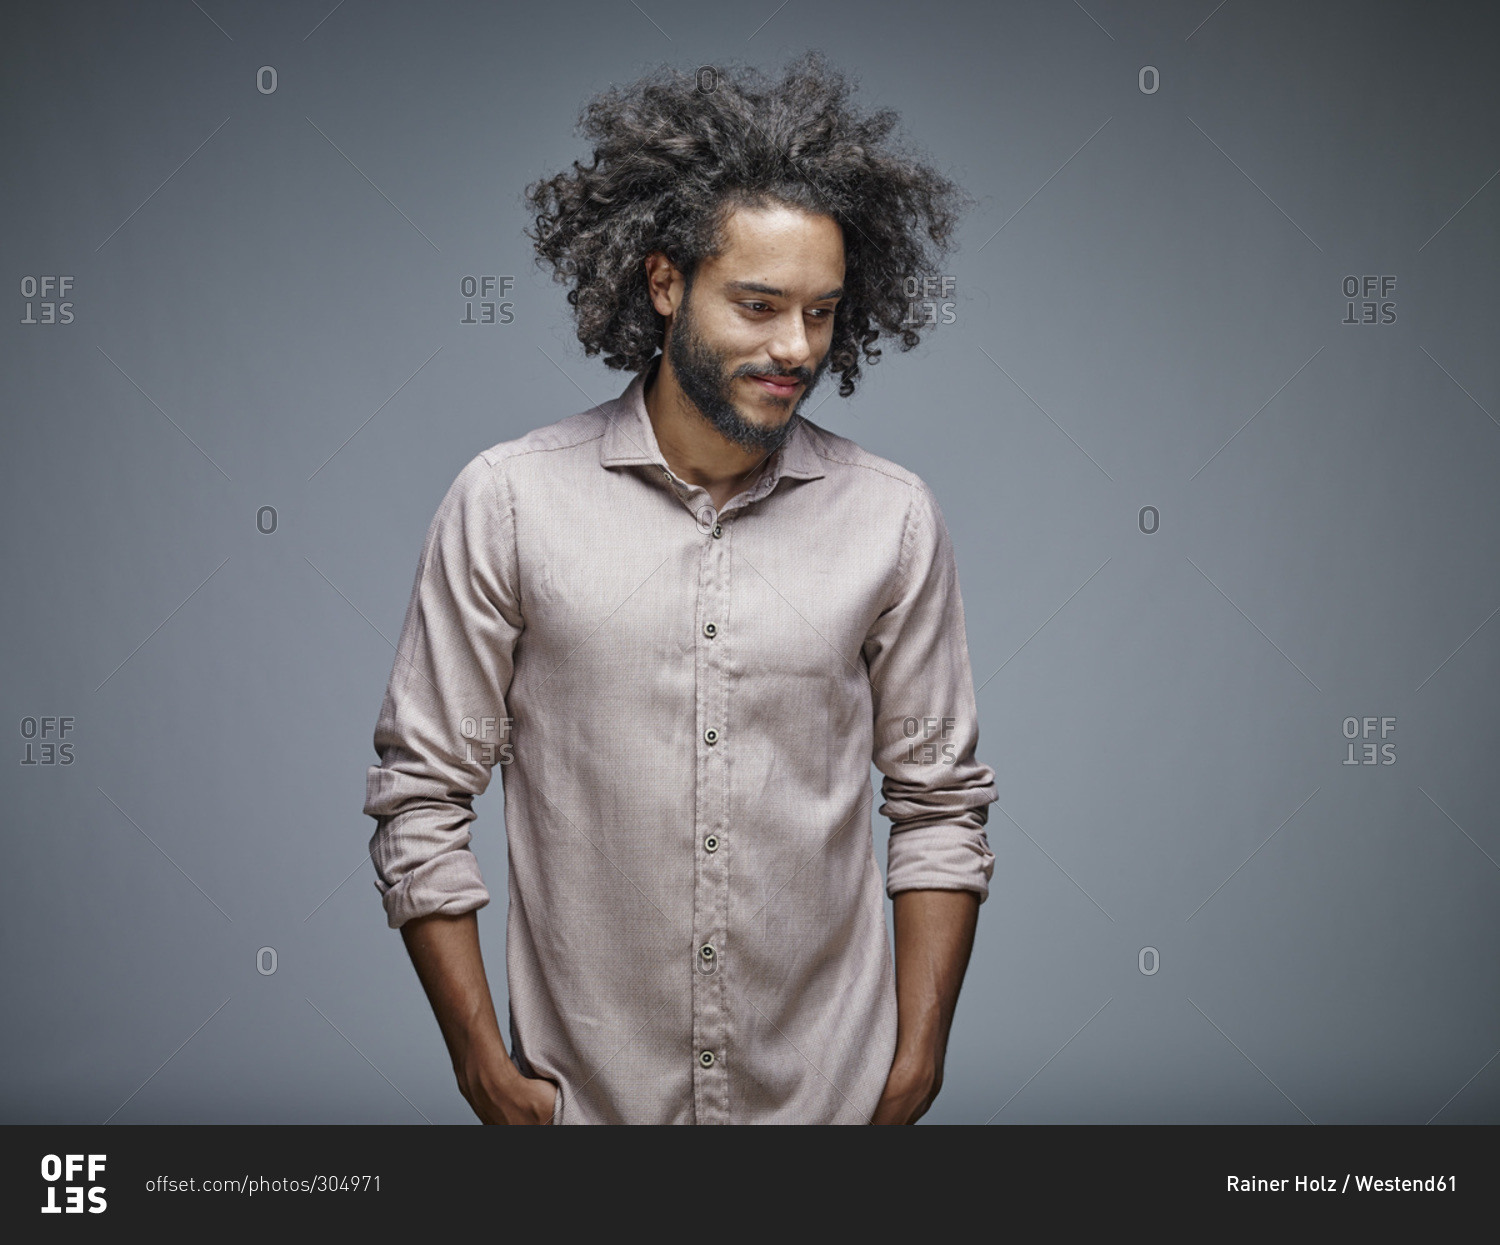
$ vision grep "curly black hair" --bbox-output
[525,52,970,398]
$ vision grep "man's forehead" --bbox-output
[708,202,845,287]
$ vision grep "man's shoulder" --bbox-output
[795,416,935,502]
[431,400,614,515]
[473,402,613,471]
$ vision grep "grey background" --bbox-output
[3,0,1496,1124]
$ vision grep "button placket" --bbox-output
[658,463,716,529]
[690,497,732,1121]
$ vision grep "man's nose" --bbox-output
[766,313,812,371]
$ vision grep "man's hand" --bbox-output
[869,889,979,1125]
[400,910,556,1124]
[456,1039,558,1125]
[871,1052,941,1125]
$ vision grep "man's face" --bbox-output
[663,203,845,452]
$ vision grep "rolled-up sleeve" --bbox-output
[362,452,522,928]
[865,479,997,900]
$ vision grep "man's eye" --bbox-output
[743,301,772,313]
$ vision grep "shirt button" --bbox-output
[699,1050,715,1068]
[704,834,719,853]
[703,727,719,746]
[703,622,717,639]
[711,523,723,539]
[699,943,716,962]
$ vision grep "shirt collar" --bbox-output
[599,356,826,484]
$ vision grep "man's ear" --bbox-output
[644,252,685,318]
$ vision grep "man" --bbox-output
[364,54,997,1124]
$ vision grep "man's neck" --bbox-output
[643,356,778,512]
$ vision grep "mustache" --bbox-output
[735,363,816,385]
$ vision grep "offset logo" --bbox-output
[20,276,75,324]
[20,716,75,766]
[459,715,514,765]
[1343,716,1396,766]
[460,276,515,325]
[1342,275,1396,325]
[40,1154,106,1214]
[898,715,958,765]
[900,275,956,327]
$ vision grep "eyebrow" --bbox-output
[725,280,844,302]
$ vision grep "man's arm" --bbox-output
[870,889,980,1124]
[363,456,546,1121]
[862,478,998,1124]
[400,911,556,1124]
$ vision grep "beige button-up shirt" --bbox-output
[363,359,997,1124]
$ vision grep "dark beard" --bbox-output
[666,283,831,452]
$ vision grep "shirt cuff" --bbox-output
[885,825,995,902]
[375,849,491,929]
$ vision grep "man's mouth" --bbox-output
[746,375,801,399]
